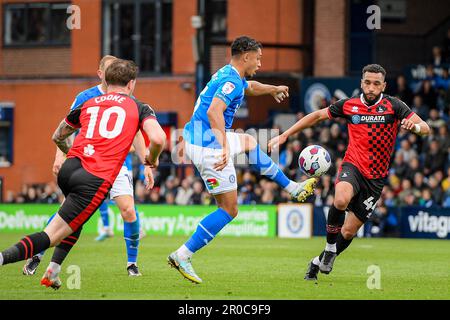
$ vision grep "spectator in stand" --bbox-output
[327,123,341,151]
[40,182,59,204]
[425,65,439,88]
[319,127,331,150]
[5,190,16,203]
[397,140,418,163]
[411,95,430,121]
[436,124,450,152]
[436,68,450,91]
[427,109,446,131]
[383,186,396,207]
[418,79,437,109]
[165,192,176,205]
[149,189,162,204]
[287,140,302,180]
[429,175,444,205]
[413,172,427,191]
[175,177,194,205]
[238,183,257,205]
[430,46,444,68]
[279,141,293,170]
[404,157,420,181]
[24,186,38,203]
[160,175,178,199]
[134,181,149,204]
[390,152,407,179]
[190,180,204,205]
[394,75,414,106]
[424,139,447,175]
[419,188,436,208]
[407,132,422,155]
[442,167,450,193]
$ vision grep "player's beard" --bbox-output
[363,92,381,106]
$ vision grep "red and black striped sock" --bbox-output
[1,232,50,265]
[51,228,82,265]
[326,205,346,245]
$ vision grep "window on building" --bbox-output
[208,0,227,41]
[0,103,14,167]
[103,0,173,74]
[3,2,71,46]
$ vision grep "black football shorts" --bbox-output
[336,162,385,223]
[57,157,111,231]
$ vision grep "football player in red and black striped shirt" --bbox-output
[268,64,430,281]
[0,60,167,287]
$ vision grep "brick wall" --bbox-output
[2,48,71,76]
[314,0,347,77]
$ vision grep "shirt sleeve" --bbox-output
[137,101,157,125]
[65,106,82,128]
[214,79,242,107]
[69,93,86,111]
[327,98,348,119]
[391,97,414,120]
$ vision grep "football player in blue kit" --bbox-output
[168,36,317,284]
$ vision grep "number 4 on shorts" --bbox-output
[363,196,377,211]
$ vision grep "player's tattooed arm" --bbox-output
[52,120,77,154]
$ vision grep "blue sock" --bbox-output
[185,208,233,253]
[38,213,57,257]
[247,144,291,188]
[124,214,140,264]
[98,201,110,228]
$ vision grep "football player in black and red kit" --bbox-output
[0,59,166,287]
[268,64,430,281]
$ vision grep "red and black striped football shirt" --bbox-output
[327,94,414,179]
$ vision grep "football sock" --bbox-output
[325,205,346,252]
[51,227,82,265]
[37,212,57,258]
[99,201,110,228]
[246,144,294,191]
[336,232,353,255]
[1,232,50,265]
[177,244,194,260]
[124,213,140,264]
[47,261,61,274]
[184,208,233,254]
[312,256,321,265]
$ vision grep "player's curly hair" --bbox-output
[231,36,262,56]
[362,64,386,78]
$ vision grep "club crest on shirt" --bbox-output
[376,105,387,113]
[222,82,236,95]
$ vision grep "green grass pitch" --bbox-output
[0,233,449,300]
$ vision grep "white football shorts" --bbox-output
[185,132,243,195]
[109,165,134,199]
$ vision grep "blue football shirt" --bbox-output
[184,64,248,148]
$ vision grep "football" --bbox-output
[298,145,332,177]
